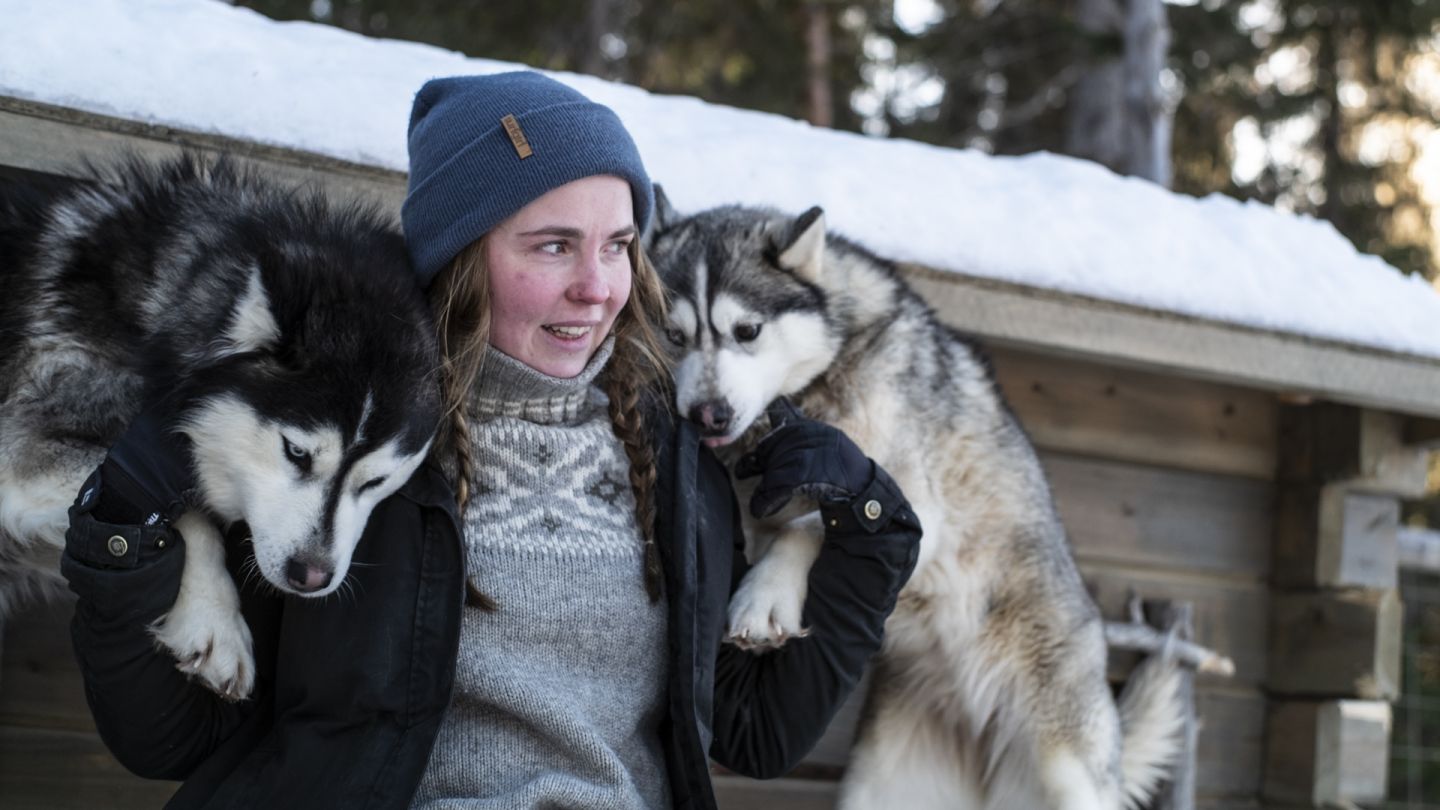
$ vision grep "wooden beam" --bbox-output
[1262,700,1391,805]
[903,265,1440,421]
[1398,526,1440,573]
[1273,484,1398,590]
[0,96,404,213]
[1278,403,1431,498]
[1404,415,1440,447]
[1267,589,1401,700]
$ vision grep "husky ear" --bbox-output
[217,264,281,359]
[645,183,678,248]
[778,206,826,282]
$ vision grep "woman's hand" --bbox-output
[733,398,875,519]
[79,401,194,527]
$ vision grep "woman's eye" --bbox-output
[665,327,686,347]
[282,437,312,472]
[734,323,762,342]
[539,241,567,255]
[606,239,632,255]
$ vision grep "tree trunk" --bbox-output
[1123,0,1171,184]
[805,1,833,128]
[1066,0,1172,185]
[580,0,619,78]
[1316,21,1345,229]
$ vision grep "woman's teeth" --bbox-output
[544,325,591,339]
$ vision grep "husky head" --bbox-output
[646,189,845,448]
[161,191,441,599]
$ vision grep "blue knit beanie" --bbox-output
[403,71,654,286]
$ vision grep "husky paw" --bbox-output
[726,567,809,651]
[152,599,255,701]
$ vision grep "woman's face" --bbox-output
[484,175,635,378]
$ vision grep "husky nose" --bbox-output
[689,400,733,434]
[285,558,334,593]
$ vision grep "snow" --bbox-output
[2,0,1438,359]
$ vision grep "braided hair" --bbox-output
[427,236,672,606]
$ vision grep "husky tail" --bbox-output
[1115,650,1186,809]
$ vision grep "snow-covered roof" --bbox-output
[2,0,1439,363]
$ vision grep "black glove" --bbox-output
[734,398,876,519]
[87,401,195,526]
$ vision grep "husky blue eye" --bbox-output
[358,476,386,494]
[734,323,762,342]
[665,327,686,346]
[282,436,312,473]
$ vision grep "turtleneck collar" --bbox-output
[471,337,615,425]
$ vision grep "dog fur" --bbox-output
[646,191,1184,810]
[0,156,440,698]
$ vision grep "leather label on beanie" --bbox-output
[500,114,533,159]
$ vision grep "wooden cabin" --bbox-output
[1,93,1437,809]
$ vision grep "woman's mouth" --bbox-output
[543,324,592,342]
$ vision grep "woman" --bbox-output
[62,72,922,809]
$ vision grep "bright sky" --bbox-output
[1,0,1438,359]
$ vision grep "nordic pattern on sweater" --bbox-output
[412,339,671,810]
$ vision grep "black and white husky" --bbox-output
[647,190,1184,810]
[0,156,440,699]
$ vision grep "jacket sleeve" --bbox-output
[62,486,254,780]
[707,467,921,778]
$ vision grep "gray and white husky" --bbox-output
[647,191,1184,810]
[0,156,440,699]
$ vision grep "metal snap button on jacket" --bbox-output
[107,535,129,557]
[863,499,883,520]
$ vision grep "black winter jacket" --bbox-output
[62,416,922,810]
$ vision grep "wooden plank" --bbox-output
[1194,690,1265,798]
[1262,700,1391,805]
[992,347,1277,480]
[1267,588,1402,700]
[0,726,177,809]
[714,775,836,810]
[902,263,1440,421]
[0,597,92,731]
[1044,453,1274,579]
[1083,565,1268,687]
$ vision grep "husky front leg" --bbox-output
[726,514,823,650]
[150,510,254,700]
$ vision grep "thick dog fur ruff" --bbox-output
[0,156,440,698]
[647,191,1185,810]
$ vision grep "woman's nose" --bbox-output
[567,255,610,303]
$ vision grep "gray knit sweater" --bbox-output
[412,341,671,810]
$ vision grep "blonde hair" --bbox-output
[428,236,672,606]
